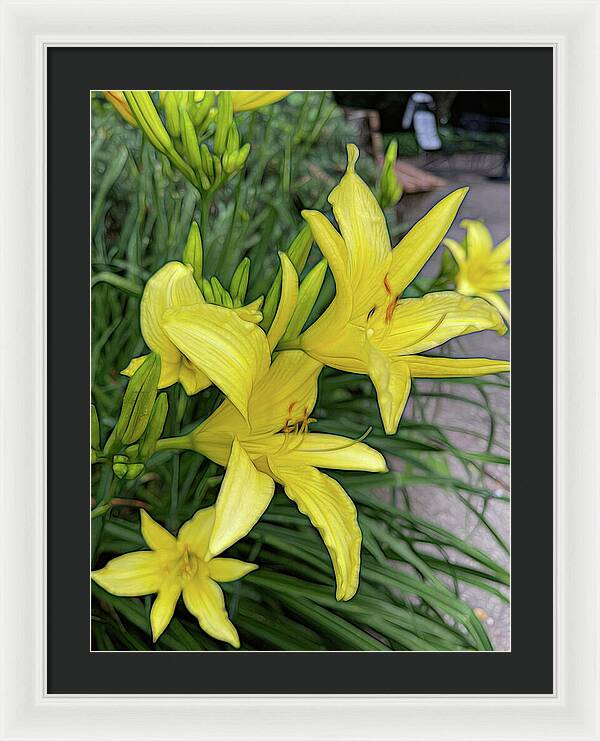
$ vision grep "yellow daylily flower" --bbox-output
[91,508,256,646]
[444,220,511,324]
[122,261,269,420]
[290,144,510,435]
[194,90,291,112]
[173,349,387,602]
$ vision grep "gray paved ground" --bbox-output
[398,161,510,650]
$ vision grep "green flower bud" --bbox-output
[179,106,202,170]
[201,277,215,303]
[233,143,251,170]
[192,90,215,128]
[282,259,328,341]
[229,257,250,305]
[138,393,169,460]
[91,404,100,450]
[124,91,172,154]
[162,91,181,137]
[200,144,215,180]
[226,121,240,154]
[113,462,128,479]
[213,91,233,156]
[125,463,145,480]
[378,139,403,209]
[114,353,161,446]
[183,221,203,286]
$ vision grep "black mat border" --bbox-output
[48,46,553,694]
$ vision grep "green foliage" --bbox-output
[91,91,509,651]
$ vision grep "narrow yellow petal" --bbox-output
[208,558,258,582]
[273,433,388,472]
[406,355,510,378]
[150,581,181,642]
[480,291,510,325]
[230,91,291,112]
[461,218,494,260]
[162,303,270,422]
[443,238,466,266]
[267,253,299,351]
[269,461,362,601]
[91,551,165,596]
[140,510,177,551]
[328,144,392,315]
[178,506,216,560]
[247,350,322,435]
[209,438,275,557]
[182,576,240,647]
[121,354,181,389]
[301,209,351,326]
[389,187,468,294]
[378,291,507,357]
[367,348,412,435]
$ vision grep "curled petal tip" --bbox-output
[346,143,359,171]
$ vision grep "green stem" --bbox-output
[155,434,194,452]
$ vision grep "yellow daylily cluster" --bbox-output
[444,219,511,323]
[287,145,510,434]
[93,142,510,648]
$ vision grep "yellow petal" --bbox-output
[269,461,361,601]
[135,262,205,389]
[91,551,165,596]
[140,510,177,551]
[182,576,240,647]
[443,238,466,266]
[178,506,216,559]
[492,236,511,264]
[162,303,270,422]
[328,144,392,315]
[121,354,181,388]
[235,296,263,324]
[209,438,274,557]
[461,219,494,261]
[272,432,387,472]
[230,91,291,112]
[367,347,412,435]
[150,581,181,642]
[406,355,510,378]
[177,362,211,395]
[377,291,507,357]
[479,291,510,324]
[140,262,203,361]
[301,321,368,374]
[247,350,322,435]
[389,187,468,294]
[267,253,299,351]
[208,558,258,582]
[301,209,352,327]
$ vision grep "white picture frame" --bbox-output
[1,0,598,738]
